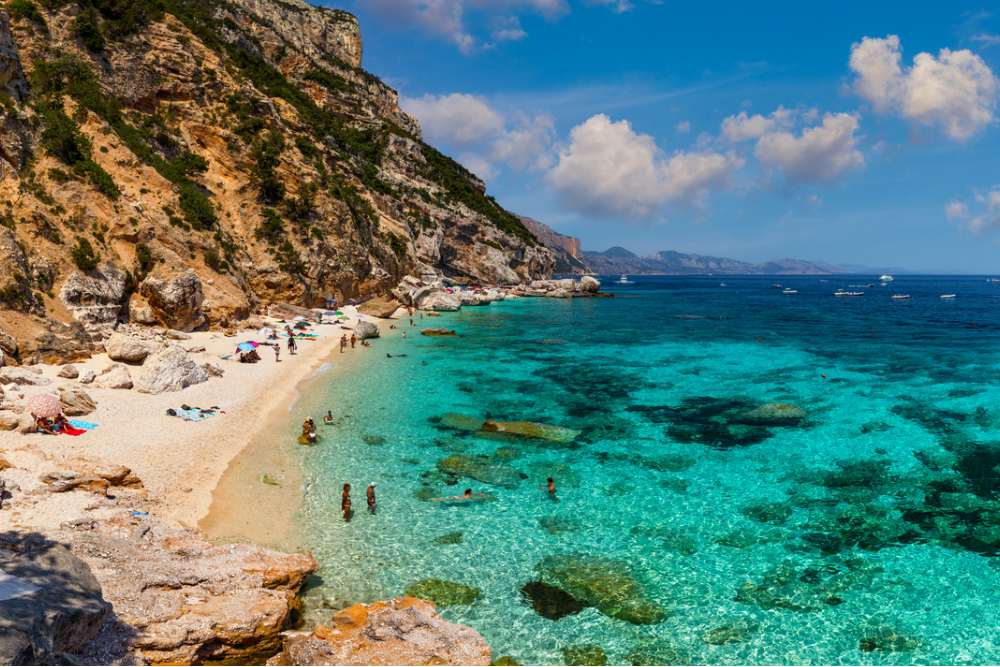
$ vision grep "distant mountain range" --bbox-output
[581,247,845,275]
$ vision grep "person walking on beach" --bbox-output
[342,483,352,522]
[287,334,297,355]
[366,483,377,513]
[340,334,347,353]
[350,333,357,349]
[272,343,280,362]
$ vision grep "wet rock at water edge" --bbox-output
[858,626,921,653]
[562,644,608,666]
[404,578,481,606]
[535,554,666,625]
[519,580,586,620]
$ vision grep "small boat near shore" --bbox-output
[880,274,894,282]
[616,274,634,284]
[891,294,911,301]
[940,293,957,300]
[834,289,864,297]
[782,288,798,295]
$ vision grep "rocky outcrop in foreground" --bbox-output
[269,597,491,666]
[0,450,317,665]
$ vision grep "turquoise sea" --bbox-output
[296,275,1000,665]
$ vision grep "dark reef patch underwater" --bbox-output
[297,275,1000,664]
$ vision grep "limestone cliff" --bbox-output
[0,0,553,360]
[519,216,589,274]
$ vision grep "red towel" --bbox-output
[60,426,86,436]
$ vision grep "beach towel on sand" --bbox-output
[59,425,86,436]
[69,419,98,430]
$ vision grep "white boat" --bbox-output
[782,288,798,295]
[940,293,957,300]
[879,274,894,282]
[835,289,864,297]
[616,274,634,284]
[719,282,727,287]
[890,294,911,300]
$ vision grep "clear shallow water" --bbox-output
[297,276,1000,665]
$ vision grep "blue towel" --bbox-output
[68,419,98,430]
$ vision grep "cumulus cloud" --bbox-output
[753,113,864,183]
[947,188,1000,233]
[721,106,794,142]
[849,35,999,140]
[402,93,504,146]
[547,114,744,218]
[401,93,555,179]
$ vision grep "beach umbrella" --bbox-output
[26,392,62,418]
[237,342,256,352]
[293,315,307,321]
[258,327,274,338]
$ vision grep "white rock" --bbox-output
[95,364,133,389]
[78,369,96,385]
[105,333,156,365]
[355,320,380,340]
[134,346,208,394]
[579,276,601,293]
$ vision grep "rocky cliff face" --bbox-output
[0,0,552,359]
[518,216,589,274]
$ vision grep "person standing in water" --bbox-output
[547,477,557,500]
[350,333,357,349]
[366,483,377,513]
[341,483,352,521]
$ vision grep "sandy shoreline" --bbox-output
[2,307,384,535]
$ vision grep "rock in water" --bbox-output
[562,644,607,666]
[535,554,666,624]
[481,420,580,443]
[355,320,380,340]
[520,581,586,620]
[436,455,525,489]
[422,328,457,336]
[402,579,481,606]
[738,402,807,426]
[0,534,109,664]
[133,346,209,394]
[104,333,156,364]
[276,597,491,665]
[579,276,601,293]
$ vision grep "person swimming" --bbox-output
[366,483,377,513]
[342,483,352,521]
[323,410,334,425]
[431,488,484,502]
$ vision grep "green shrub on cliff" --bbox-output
[72,6,105,51]
[8,0,48,30]
[71,237,100,271]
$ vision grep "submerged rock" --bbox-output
[701,619,758,645]
[740,500,793,525]
[858,626,921,653]
[436,455,526,489]
[433,531,464,545]
[536,554,666,625]
[562,644,607,666]
[630,525,698,555]
[422,328,457,337]
[624,641,692,666]
[277,597,491,665]
[437,413,486,432]
[519,580,585,620]
[404,578,481,606]
[481,419,580,443]
[734,557,881,613]
[738,402,806,426]
[538,515,582,535]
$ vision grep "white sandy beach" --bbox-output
[0,307,384,537]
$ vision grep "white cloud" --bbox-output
[721,106,794,142]
[972,33,1000,47]
[491,114,557,171]
[849,35,999,140]
[490,16,527,43]
[754,112,864,183]
[587,0,633,12]
[547,114,743,218]
[945,200,969,220]
[946,187,1000,233]
[457,153,498,180]
[675,120,691,134]
[402,93,504,145]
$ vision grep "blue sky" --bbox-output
[325,1,1000,272]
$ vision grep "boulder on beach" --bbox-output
[276,597,491,665]
[134,346,208,394]
[59,387,97,416]
[579,276,601,293]
[94,363,133,389]
[358,295,403,319]
[0,367,51,386]
[0,410,20,430]
[535,554,666,625]
[355,320,380,340]
[78,369,96,384]
[57,365,79,379]
[139,270,205,331]
[413,287,461,312]
[105,333,157,365]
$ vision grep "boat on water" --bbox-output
[940,293,957,300]
[772,283,783,289]
[891,294,911,301]
[880,274,894,282]
[834,289,864,297]
[616,274,634,284]
[719,282,727,287]
[782,288,798,295]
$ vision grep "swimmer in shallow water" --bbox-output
[430,488,486,502]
